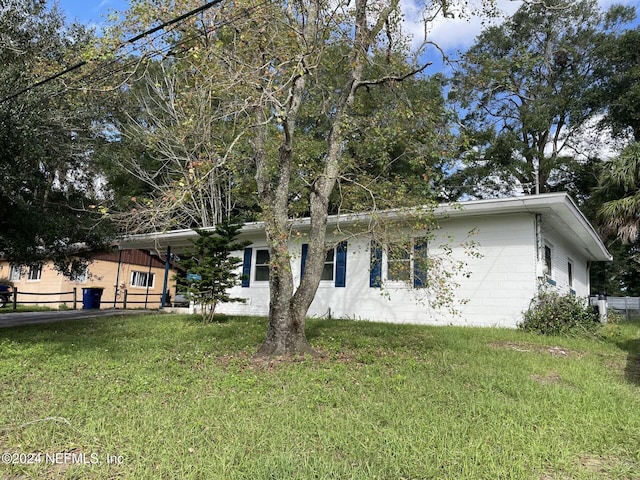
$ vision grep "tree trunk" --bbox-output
[255,298,317,357]
[253,0,402,357]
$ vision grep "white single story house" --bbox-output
[118,193,612,328]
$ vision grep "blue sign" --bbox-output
[186,273,202,282]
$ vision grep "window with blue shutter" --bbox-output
[370,241,382,288]
[254,249,270,281]
[241,248,252,287]
[302,242,346,287]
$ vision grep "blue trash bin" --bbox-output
[82,288,104,310]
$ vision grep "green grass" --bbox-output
[0,305,57,314]
[0,314,638,479]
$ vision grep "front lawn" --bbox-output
[0,314,638,479]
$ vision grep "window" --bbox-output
[387,242,411,282]
[321,248,335,281]
[255,249,270,281]
[544,245,552,278]
[300,242,348,287]
[567,260,574,288]
[543,244,557,286]
[370,238,427,288]
[9,265,21,281]
[71,267,88,283]
[27,264,42,281]
[130,270,155,288]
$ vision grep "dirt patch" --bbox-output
[212,348,356,371]
[576,453,637,476]
[541,454,636,479]
[489,341,584,358]
[578,454,611,474]
[530,372,563,385]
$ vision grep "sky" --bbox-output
[50,0,129,27]
[52,0,518,52]
[52,0,637,50]
[51,0,637,70]
[49,0,522,77]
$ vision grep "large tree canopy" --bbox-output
[595,143,640,244]
[447,0,633,199]
[0,0,113,271]
[102,0,491,356]
[594,21,640,141]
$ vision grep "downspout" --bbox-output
[535,213,544,281]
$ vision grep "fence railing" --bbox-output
[3,287,169,310]
[7,287,78,310]
[591,296,640,320]
[607,296,640,320]
[113,290,164,309]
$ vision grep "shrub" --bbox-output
[520,289,600,336]
[175,220,250,323]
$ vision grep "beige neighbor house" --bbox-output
[0,249,181,310]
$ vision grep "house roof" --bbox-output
[117,192,612,262]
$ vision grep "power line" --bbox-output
[45,0,271,102]
[125,0,223,44]
[0,0,225,103]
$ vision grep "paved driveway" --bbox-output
[0,309,152,329]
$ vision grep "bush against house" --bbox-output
[176,221,250,321]
[520,288,600,337]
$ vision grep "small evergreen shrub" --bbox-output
[520,289,600,336]
[176,220,250,323]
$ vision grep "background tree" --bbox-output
[0,0,113,272]
[448,0,631,199]
[595,143,640,244]
[582,10,640,295]
[176,221,250,322]
[101,57,252,233]
[593,18,640,141]
[586,143,640,296]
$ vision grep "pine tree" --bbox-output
[176,220,250,322]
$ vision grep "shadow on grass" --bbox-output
[305,317,438,353]
[179,313,233,325]
[0,313,264,358]
[618,336,640,386]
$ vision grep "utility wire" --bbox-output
[125,0,223,44]
[0,0,224,103]
[46,0,270,101]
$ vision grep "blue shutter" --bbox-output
[370,241,382,288]
[413,238,428,288]
[301,243,308,279]
[335,241,347,287]
[241,248,252,287]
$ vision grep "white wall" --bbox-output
[541,221,591,297]
[218,212,547,328]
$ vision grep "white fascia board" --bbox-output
[117,193,611,261]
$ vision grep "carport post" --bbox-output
[113,249,122,308]
[161,246,171,309]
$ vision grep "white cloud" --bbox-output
[401,0,636,54]
[401,0,523,53]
